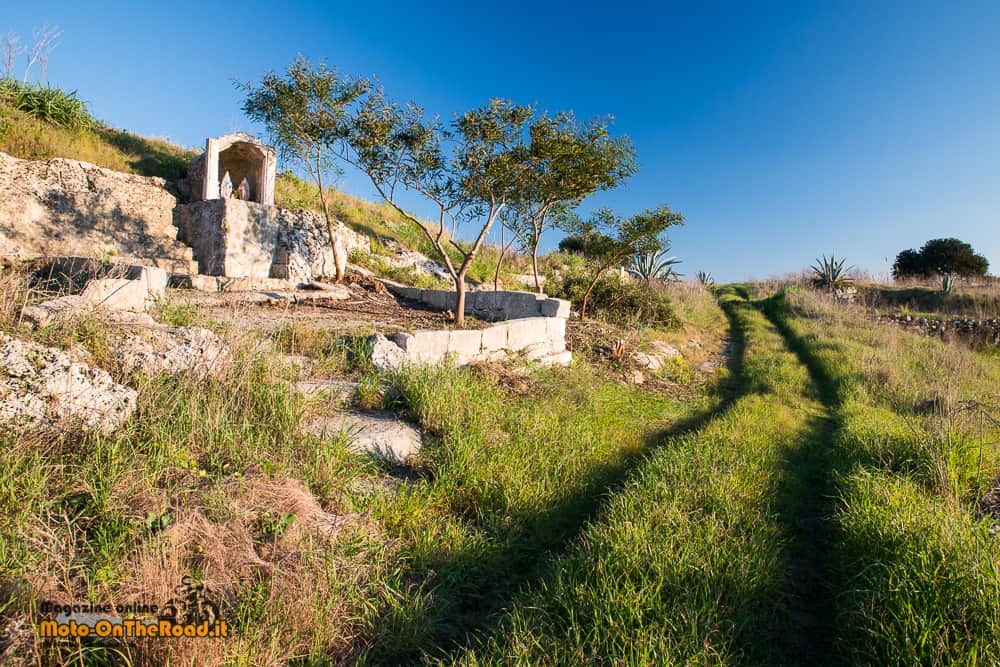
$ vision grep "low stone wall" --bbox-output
[175,199,367,282]
[384,284,571,321]
[393,316,568,365]
[879,313,1000,345]
[371,288,573,369]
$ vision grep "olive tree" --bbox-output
[240,57,368,281]
[343,93,531,324]
[557,206,684,319]
[500,113,636,293]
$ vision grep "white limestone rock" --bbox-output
[367,333,407,372]
[0,334,137,434]
[110,317,229,378]
[304,411,423,464]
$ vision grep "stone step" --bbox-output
[302,411,423,464]
[117,256,199,275]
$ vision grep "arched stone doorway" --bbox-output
[197,133,276,205]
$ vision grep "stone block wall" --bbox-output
[386,315,569,367]
[373,287,572,368]
[383,284,571,321]
[175,199,367,281]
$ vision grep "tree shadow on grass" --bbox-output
[353,294,749,665]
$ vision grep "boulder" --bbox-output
[367,333,407,372]
[80,265,167,312]
[0,334,137,434]
[110,317,229,377]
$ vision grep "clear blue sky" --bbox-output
[6,1,999,281]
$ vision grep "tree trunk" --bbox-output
[454,274,466,326]
[580,268,606,321]
[315,156,345,282]
[531,240,542,294]
[494,226,505,291]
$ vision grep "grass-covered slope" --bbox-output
[771,287,1000,664]
[0,264,729,665]
[448,286,836,665]
[0,79,196,180]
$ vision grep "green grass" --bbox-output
[353,360,709,663]
[0,81,196,180]
[770,287,1000,665]
[438,286,836,665]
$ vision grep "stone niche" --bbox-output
[187,133,276,205]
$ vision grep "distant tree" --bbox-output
[892,238,989,279]
[556,206,684,319]
[345,93,532,324]
[240,57,368,281]
[503,113,636,293]
[891,248,924,279]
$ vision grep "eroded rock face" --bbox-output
[0,335,137,434]
[0,151,188,263]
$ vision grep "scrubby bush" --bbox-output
[546,254,678,328]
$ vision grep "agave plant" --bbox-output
[696,271,715,286]
[628,246,682,283]
[810,255,854,290]
[941,273,954,294]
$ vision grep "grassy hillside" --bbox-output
[0,80,196,180]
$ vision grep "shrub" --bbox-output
[0,78,97,130]
[547,263,678,329]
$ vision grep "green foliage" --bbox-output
[239,57,366,173]
[0,80,194,180]
[502,112,637,287]
[0,77,96,129]
[810,254,853,290]
[627,244,682,283]
[893,238,990,279]
[555,205,684,318]
[547,267,679,328]
[696,270,715,286]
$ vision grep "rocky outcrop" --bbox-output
[303,411,423,464]
[0,335,137,434]
[0,151,192,266]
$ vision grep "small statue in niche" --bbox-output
[237,177,250,201]
[220,171,233,198]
